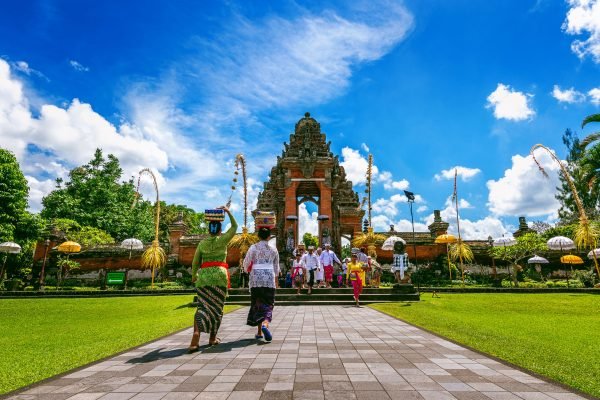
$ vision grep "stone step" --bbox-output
[225,293,420,302]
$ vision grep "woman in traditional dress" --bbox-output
[188,206,237,352]
[243,212,280,342]
[291,253,306,295]
[346,250,366,307]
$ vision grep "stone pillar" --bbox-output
[168,212,188,262]
[318,183,333,246]
[284,181,299,246]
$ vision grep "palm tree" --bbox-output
[580,113,600,150]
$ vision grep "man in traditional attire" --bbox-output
[301,246,320,294]
[319,243,341,288]
[243,211,279,342]
[189,206,236,352]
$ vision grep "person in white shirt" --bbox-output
[301,246,320,294]
[319,243,341,288]
[315,248,325,287]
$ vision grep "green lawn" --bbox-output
[371,294,600,398]
[0,296,241,395]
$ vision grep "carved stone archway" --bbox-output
[254,113,364,255]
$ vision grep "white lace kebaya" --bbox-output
[243,241,280,289]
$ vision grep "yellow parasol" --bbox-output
[57,241,81,253]
[560,254,584,264]
[435,234,457,280]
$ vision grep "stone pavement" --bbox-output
[8,306,588,400]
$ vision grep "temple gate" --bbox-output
[254,113,364,255]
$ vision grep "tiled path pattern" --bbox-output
[8,306,588,400]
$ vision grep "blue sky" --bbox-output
[1,0,599,239]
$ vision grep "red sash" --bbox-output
[200,261,230,288]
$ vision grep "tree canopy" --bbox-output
[0,149,29,241]
[41,149,155,242]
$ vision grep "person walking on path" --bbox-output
[291,253,306,295]
[320,243,341,288]
[188,206,237,352]
[347,249,366,307]
[301,246,320,294]
[243,212,280,342]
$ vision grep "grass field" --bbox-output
[0,296,241,395]
[371,293,600,398]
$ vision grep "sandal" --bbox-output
[261,325,272,342]
[255,334,263,340]
[187,346,200,353]
[208,337,222,346]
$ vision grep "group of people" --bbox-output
[187,207,412,352]
[290,243,341,294]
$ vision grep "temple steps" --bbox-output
[218,285,420,306]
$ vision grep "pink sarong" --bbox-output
[324,265,334,282]
[352,276,363,299]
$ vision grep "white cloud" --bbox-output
[588,87,600,104]
[423,196,510,239]
[486,83,535,121]
[486,150,561,217]
[416,205,428,213]
[371,214,429,233]
[339,147,379,185]
[434,166,481,182]
[197,3,414,114]
[562,0,600,63]
[551,85,586,103]
[0,58,222,211]
[298,203,318,239]
[361,142,370,152]
[69,60,89,72]
[372,193,425,218]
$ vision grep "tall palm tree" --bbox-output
[580,113,600,150]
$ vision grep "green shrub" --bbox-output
[571,270,596,288]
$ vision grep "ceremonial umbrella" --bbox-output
[547,236,575,251]
[434,234,457,280]
[492,236,517,284]
[587,248,600,260]
[527,254,549,275]
[57,241,81,253]
[0,241,21,282]
[381,235,406,251]
[56,241,81,290]
[561,254,584,265]
[120,238,143,289]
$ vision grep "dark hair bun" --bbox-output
[257,227,271,240]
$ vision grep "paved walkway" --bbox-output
[9,306,587,400]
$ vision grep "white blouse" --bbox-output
[243,241,280,289]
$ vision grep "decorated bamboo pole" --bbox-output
[530,144,600,279]
[228,154,258,270]
[450,169,474,286]
[133,168,166,289]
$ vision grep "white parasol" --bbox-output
[120,238,144,251]
[527,255,549,264]
[381,236,406,251]
[587,248,600,260]
[492,236,517,247]
[0,242,22,254]
[547,236,575,251]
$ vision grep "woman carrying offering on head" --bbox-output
[347,249,366,307]
[188,206,237,352]
[243,211,280,342]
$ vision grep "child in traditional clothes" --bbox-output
[291,253,306,294]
